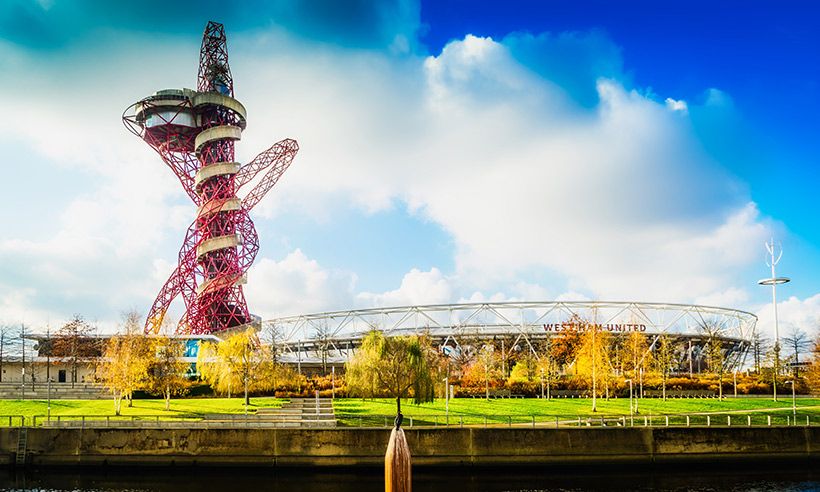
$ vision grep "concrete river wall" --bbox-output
[2,427,818,467]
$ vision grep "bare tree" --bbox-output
[449,327,481,379]
[52,315,98,387]
[0,325,21,383]
[700,321,726,399]
[654,334,677,401]
[752,329,769,375]
[782,326,811,377]
[312,323,332,375]
[19,324,38,391]
[260,323,286,365]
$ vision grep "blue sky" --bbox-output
[0,0,818,337]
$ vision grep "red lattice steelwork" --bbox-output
[123,21,298,335]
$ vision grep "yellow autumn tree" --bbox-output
[622,330,651,393]
[98,312,153,415]
[198,329,277,407]
[508,353,538,383]
[575,327,613,412]
[459,343,502,399]
[146,335,190,410]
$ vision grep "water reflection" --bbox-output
[0,467,816,492]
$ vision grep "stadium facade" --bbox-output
[262,301,757,373]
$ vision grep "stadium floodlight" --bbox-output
[758,239,790,402]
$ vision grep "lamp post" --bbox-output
[443,377,449,425]
[47,376,52,422]
[625,379,633,425]
[733,370,737,398]
[785,380,796,418]
[540,368,545,399]
[758,239,790,402]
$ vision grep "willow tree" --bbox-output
[346,331,435,416]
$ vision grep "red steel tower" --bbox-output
[123,21,298,335]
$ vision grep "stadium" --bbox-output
[262,301,758,373]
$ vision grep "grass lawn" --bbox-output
[1,396,817,427]
[334,397,820,426]
[0,396,285,423]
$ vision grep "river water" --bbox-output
[0,467,817,491]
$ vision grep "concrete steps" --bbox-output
[254,398,336,427]
[0,383,106,400]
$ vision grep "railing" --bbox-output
[0,414,334,428]
[335,412,819,428]
[0,412,814,428]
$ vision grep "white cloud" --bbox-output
[244,249,357,317]
[0,25,790,326]
[755,294,820,341]
[238,32,775,308]
[665,97,688,112]
[357,267,452,307]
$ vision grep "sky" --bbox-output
[0,0,818,340]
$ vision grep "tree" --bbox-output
[146,335,189,410]
[52,315,98,387]
[700,322,726,399]
[782,326,811,377]
[508,353,538,383]
[449,327,481,380]
[0,325,20,383]
[550,327,582,374]
[260,323,286,365]
[575,327,613,411]
[19,324,38,390]
[752,329,770,375]
[312,323,333,375]
[198,329,276,407]
[622,331,650,396]
[460,345,501,399]
[98,313,153,415]
[476,343,500,399]
[345,331,435,414]
[806,332,820,393]
[654,334,677,401]
[537,338,559,399]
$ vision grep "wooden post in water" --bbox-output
[385,397,411,492]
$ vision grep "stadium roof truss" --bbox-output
[261,301,757,370]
